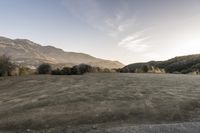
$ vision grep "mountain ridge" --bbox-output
[0,36,124,69]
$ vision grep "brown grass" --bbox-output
[0,73,200,131]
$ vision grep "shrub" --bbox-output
[37,63,52,74]
[78,64,93,74]
[51,67,73,75]
[61,67,72,75]
[51,64,114,75]
[142,65,148,73]
[0,55,15,76]
[51,68,63,75]
[91,67,102,73]
[103,68,111,73]
[119,67,130,73]
[19,67,33,75]
[113,68,121,73]
[70,64,92,75]
[70,66,79,75]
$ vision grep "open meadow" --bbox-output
[0,73,200,132]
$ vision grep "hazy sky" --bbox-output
[0,0,200,64]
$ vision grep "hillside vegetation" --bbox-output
[121,54,200,74]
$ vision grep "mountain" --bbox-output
[0,36,124,69]
[122,54,200,74]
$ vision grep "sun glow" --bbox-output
[172,32,200,55]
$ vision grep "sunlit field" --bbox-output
[0,73,200,132]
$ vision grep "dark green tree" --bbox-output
[61,67,72,75]
[142,65,148,73]
[37,63,52,74]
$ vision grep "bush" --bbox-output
[0,55,15,76]
[103,68,111,73]
[77,64,92,74]
[51,67,73,75]
[19,67,33,75]
[37,63,52,74]
[51,68,63,75]
[119,67,131,73]
[142,65,148,73]
[51,64,94,75]
[91,67,102,73]
[70,64,92,75]
[69,66,78,75]
[51,64,115,75]
[61,67,72,75]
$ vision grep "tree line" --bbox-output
[37,63,114,75]
[0,55,115,77]
[1,54,200,77]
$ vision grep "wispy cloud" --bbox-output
[104,16,137,37]
[118,30,150,52]
[62,0,137,37]
[63,0,152,54]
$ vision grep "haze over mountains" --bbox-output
[0,36,124,69]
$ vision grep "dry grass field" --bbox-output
[0,73,200,132]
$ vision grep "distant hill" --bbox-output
[122,54,200,74]
[0,36,124,69]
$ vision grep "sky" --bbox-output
[0,0,200,64]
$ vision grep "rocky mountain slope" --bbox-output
[0,36,124,69]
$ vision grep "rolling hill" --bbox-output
[122,54,200,74]
[0,36,124,69]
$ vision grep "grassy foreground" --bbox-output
[0,73,200,131]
